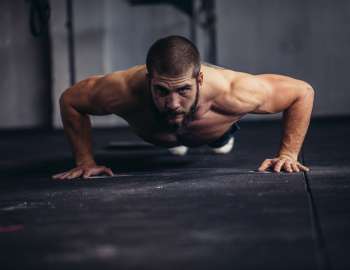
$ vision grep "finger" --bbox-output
[57,171,72,180]
[90,167,111,176]
[83,169,94,179]
[273,159,285,173]
[297,163,310,172]
[52,172,67,179]
[258,159,272,172]
[82,167,104,178]
[67,169,83,180]
[104,167,114,176]
[291,163,300,172]
[83,167,113,179]
[283,161,293,173]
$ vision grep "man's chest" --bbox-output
[125,109,239,147]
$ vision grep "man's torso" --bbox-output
[103,64,250,147]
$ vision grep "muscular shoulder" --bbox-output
[211,69,313,115]
[233,75,272,96]
[201,64,261,115]
[217,75,271,115]
[101,66,146,108]
[62,65,147,116]
[85,72,127,114]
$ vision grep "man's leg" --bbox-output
[168,123,239,156]
[208,123,239,154]
[168,145,188,156]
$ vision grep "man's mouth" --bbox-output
[163,113,184,124]
[166,112,184,119]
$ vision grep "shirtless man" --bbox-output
[53,35,314,180]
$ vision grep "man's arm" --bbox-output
[53,73,128,180]
[229,74,314,172]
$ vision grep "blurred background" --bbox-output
[0,0,349,129]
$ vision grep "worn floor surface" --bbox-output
[0,118,349,270]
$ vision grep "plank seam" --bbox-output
[302,151,332,270]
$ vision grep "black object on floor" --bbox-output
[0,118,349,270]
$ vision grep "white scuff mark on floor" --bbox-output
[0,201,55,211]
[45,244,120,263]
[1,202,28,211]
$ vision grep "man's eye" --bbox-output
[156,88,168,96]
[178,88,190,95]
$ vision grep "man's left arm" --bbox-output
[232,75,315,173]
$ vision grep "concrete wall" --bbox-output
[53,0,350,127]
[1,0,350,129]
[51,0,190,128]
[0,0,51,128]
[51,0,119,128]
[99,0,189,126]
[50,0,70,129]
[217,0,350,118]
[103,0,190,71]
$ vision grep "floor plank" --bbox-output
[0,122,317,269]
[304,117,350,270]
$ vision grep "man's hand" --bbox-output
[52,164,114,180]
[258,156,309,173]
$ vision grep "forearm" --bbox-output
[60,97,96,166]
[278,88,314,160]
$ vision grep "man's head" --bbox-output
[146,36,203,130]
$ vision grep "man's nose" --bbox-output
[165,93,180,110]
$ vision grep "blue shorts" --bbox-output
[208,123,240,148]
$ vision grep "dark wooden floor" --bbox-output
[0,118,349,270]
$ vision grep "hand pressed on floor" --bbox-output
[52,164,114,180]
[258,156,309,173]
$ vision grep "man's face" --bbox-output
[149,70,202,129]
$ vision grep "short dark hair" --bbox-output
[146,35,201,78]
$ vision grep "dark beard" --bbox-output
[149,79,200,133]
[176,83,200,134]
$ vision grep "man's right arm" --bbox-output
[52,74,126,180]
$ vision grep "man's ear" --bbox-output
[146,73,153,86]
[197,71,204,86]
[147,72,156,80]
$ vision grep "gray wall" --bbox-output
[52,0,350,128]
[51,0,114,128]
[51,0,190,128]
[217,0,350,117]
[0,0,51,128]
[1,0,350,129]
[103,0,190,71]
